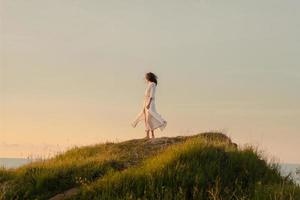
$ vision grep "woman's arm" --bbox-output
[146,83,155,109]
[146,98,152,109]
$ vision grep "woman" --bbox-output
[131,72,167,139]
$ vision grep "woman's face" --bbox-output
[144,75,149,83]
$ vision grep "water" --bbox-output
[280,163,300,185]
[0,158,32,169]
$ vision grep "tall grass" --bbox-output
[70,137,300,200]
[1,133,299,200]
[0,137,185,200]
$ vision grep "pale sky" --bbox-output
[1,0,299,163]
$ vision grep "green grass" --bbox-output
[0,134,189,199]
[0,132,299,200]
[70,137,300,200]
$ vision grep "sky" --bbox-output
[1,0,299,163]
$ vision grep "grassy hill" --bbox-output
[0,132,299,200]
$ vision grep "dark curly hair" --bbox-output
[145,72,158,85]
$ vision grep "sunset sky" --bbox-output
[1,0,299,163]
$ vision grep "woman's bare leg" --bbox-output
[146,112,155,139]
[145,130,150,139]
[151,130,155,138]
[144,109,150,139]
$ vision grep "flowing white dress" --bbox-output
[131,82,167,131]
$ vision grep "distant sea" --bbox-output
[280,163,300,184]
[0,158,299,184]
[0,158,32,169]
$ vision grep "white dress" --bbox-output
[131,82,167,131]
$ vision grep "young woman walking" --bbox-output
[131,72,167,139]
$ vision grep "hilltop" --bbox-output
[0,132,299,200]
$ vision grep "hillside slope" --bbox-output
[0,132,299,200]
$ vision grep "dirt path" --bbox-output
[48,188,79,200]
